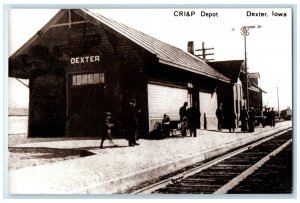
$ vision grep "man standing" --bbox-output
[248,107,256,132]
[162,114,171,138]
[227,106,236,133]
[179,102,188,122]
[216,103,224,131]
[186,102,201,137]
[240,106,249,132]
[270,107,276,127]
[124,98,140,146]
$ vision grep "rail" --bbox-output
[132,127,292,194]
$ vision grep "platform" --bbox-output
[8,121,292,194]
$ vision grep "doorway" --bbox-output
[68,73,105,137]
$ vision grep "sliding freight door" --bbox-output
[199,91,218,130]
[147,83,189,131]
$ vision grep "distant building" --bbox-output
[208,60,245,128]
[208,61,266,128]
[248,72,267,110]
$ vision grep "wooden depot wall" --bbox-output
[26,11,150,137]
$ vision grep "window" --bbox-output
[76,75,82,85]
[72,73,104,86]
[94,73,100,83]
[81,74,87,85]
[87,74,94,84]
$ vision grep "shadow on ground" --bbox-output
[9,147,96,159]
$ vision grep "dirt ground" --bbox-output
[8,134,98,170]
[8,151,81,170]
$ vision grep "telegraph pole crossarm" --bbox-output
[195,48,214,51]
[195,42,214,61]
[196,53,214,57]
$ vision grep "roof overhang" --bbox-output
[250,82,267,93]
[159,59,230,83]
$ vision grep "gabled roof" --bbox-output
[207,60,244,83]
[250,81,267,93]
[208,60,267,93]
[10,9,230,83]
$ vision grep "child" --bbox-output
[100,112,118,149]
[180,116,188,137]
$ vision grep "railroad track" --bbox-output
[132,128,292,194]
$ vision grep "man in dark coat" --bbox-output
[240,106,249,132]
[124,99,140,146]
[227,106,236,132]
[248,107,256,132]
[216,103,224,131]
[186,103,201,137]
[179,102,188,122]
[270,107,276,127]
[162,114,171,138]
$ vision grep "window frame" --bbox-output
[71,72,105,86]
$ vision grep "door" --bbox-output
[199,91,218,129]
[147,83,189,131]
[29,72,66,137]
[68,73,105,137]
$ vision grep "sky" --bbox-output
[8,8,293,111]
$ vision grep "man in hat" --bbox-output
[179,102,188,122]
[240,106,249,132]
[248,107,256,132]
[216,103,224,131]
[186,102,201,137]
[124,98,141,146]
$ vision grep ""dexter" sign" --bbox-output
[70,55,100,64]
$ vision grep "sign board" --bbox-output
[70,55,100,64]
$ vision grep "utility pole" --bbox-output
[240,25,262,109]
[241,26,249,109]
[195,42,214,61]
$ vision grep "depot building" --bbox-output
[9,9,230,137]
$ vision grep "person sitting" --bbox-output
[149,122,162,139]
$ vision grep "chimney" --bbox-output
[187,41,194,54]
